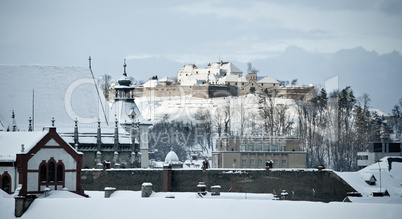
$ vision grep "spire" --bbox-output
[89,56,92,69]
[74,118,79,146]
[8,110,18,132]
[114,115,119,151]
[117,59,132,86]
[51,117,55,126]
[97,118,102,152]
[123,59,127,76]
[28,117,32,132]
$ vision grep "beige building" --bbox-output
[212,136,306,169]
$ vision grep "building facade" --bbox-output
[357,142,401,169]
[212,136,306,169]
[0,127,84,196]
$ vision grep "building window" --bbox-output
[48,162,55,182]
[40,164,47,182]
[248,144,254,151]
[250,159,255,166]
[234,159,237,163]
[242,83,244,85]
[272,145,278,152]
[254,141,262,151]
[1,174,10,194]
[242,159,247,166]
[282,159,287,167]
[274,159,279,167]
[240,143,246,151]
[228,82,230,85]
[57,164,64,182]
[258,159,262,166]
[263,142,270,151]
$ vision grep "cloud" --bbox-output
[125,54,160,60]
[379,0,402,16]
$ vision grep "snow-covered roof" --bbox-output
[1,189,400,219]
[165,150,180,164]
[178,64,197,74]
[0,65,118,133]
[218,74,247,84]
[0,131,47,162]
[258,76,279,84]
[206,62,242,75]
[143,79,161,88]
[336,157,402,202]
[159,76,174,82]
[220,62,243,75]
[110,100,149,125]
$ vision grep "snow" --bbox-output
[164,150,180,164]
[135,95,298,126]
[0,131,47,161]
[143,79,161,87]
[0,189,400,219]
[258,76,279,84]
[336,157,402,204]
[0,65,134,137]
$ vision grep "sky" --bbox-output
[0,0,401,112]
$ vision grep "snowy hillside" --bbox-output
[135,94,298,133]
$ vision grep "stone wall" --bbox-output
[81,169,355,202]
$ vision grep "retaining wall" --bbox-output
[81,168,355,202]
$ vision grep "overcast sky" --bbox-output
[1,0,401,112]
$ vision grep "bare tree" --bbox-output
[223,102,233,134]
[98,74,113,99]
[194,109,213,152]
[247,62,259,74]
[214,107,225,137]
[291,79,298,87]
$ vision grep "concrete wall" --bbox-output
[81,169,355,202]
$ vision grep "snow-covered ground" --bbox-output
[0,189,400,219]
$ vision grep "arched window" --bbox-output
[57,164,63,182]
[48,162,55,182]
[40,165,47,182]
[2,175,10,194]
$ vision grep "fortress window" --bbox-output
[242,159,247,166]
[250,159,255,166]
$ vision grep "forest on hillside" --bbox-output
[146,86,402,172]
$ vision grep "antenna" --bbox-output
[32,89,34,131]
[88,56,109,125]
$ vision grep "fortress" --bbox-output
[108,61,314,101]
